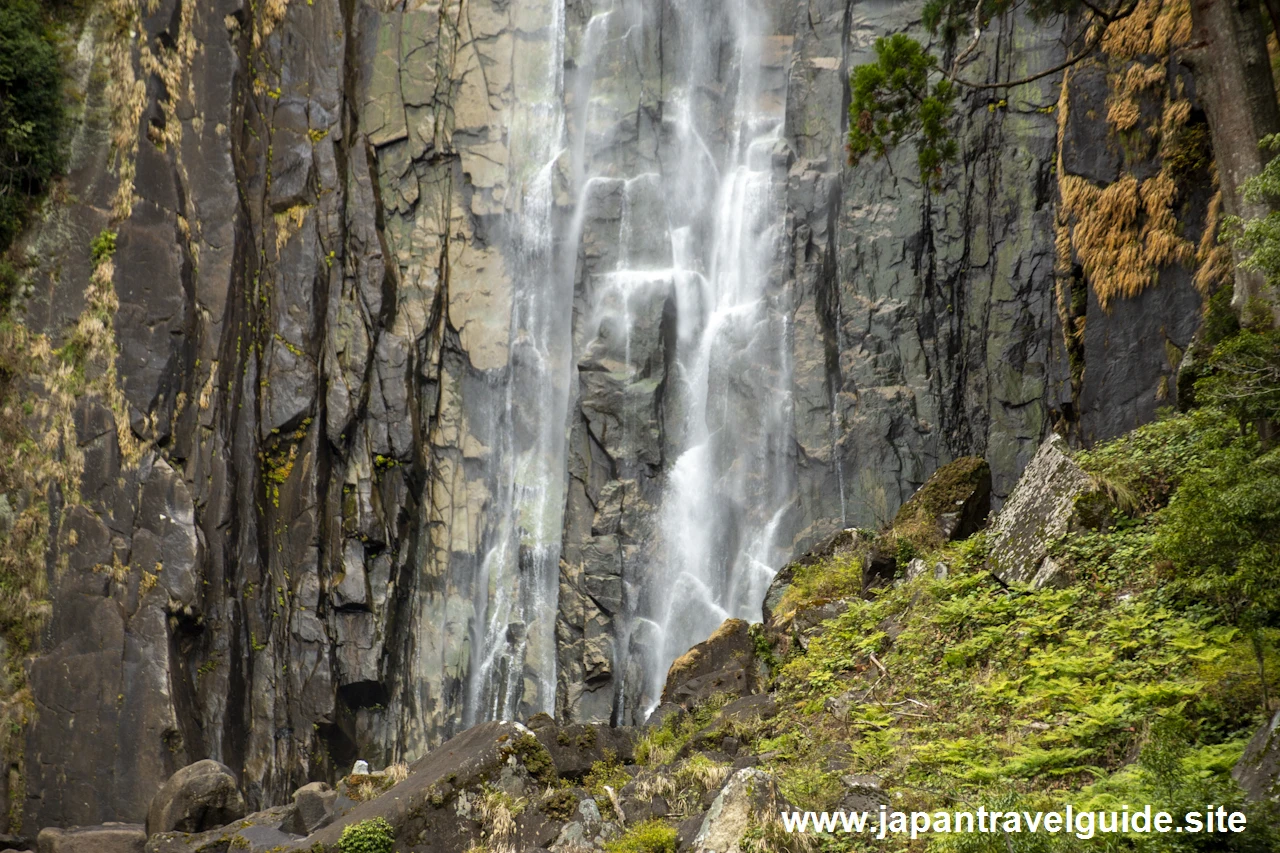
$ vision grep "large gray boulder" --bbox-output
[987,435,1106,588]
[691,768,784,853]
[37,824,145,853]
[1234,710,1280,802]
[284,782,338,836]
[146,760,246,836]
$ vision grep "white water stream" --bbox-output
[461,0,793,727]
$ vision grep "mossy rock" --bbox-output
[890,455,991,550]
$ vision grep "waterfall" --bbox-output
[449,0,794,732]
[462,0,570,727]
[563,0,794,720]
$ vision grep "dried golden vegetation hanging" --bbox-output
[1055,0,1212,312]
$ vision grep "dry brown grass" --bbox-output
[1194,185,1234,297]
[1100,0,1191,59]
[1059,172,1195,309]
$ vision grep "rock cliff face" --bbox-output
[3,0,1217,831]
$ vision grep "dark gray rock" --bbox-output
[144,806,296,853]
[534,723,638,781]
[146,760,246,836]
[302,722,564,853]
[37,824,145,853]
[1234,710,1280,803]
[890,456,991,546]
[285,782,337,835]
[660,619,760,710]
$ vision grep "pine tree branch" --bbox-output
[944,0,1142,91]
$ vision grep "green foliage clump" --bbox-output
[0,0,63,251]
[1230,134,1280,294]
[1075,406,1237,514]
[505,733,556,785]
[90,229,117,264]
[777,550,866,617]
[847,34,956,189]
[338,817,395,853]
[604,819,676,853]
[583,749,630,798]
[1193,329,1280,428]
[635,693,736,767]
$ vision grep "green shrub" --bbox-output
[0,0,64,250]
[337,817,394,853]
[90,229,116,264]
[1194,328,1280,429]
[604,819,677,853]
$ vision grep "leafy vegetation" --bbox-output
[604,819,677,853]
[1231,135,1280,293]
[847,34,956,187]
[749,393,1280,850]
[0,0,64,251]
[338,817,395,853]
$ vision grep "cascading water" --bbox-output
[442,0,794,733]
[461,0,571,727]
[561,0,795,719]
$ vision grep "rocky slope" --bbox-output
[0,0,1223,833]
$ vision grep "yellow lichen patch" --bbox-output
[1194,186,1234,297]
[103,0,146,220]
[256,0,292,48]
[1100,0,1191,60]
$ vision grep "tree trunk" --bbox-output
[1185,0,1280,326]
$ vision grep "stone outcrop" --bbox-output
[987,434,1106,587]
[146,761,246,836]
[36,824,145,853]
[302,721,564,853]
[890,456,991,546]
[1234,711,1280,803]
[691,768,785,853]
[660,619,762,711]
[529,715,638,781]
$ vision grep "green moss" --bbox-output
[540,787,577,820]
[603,819,676,853]
[505,733,556,785]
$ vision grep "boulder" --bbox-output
[146,760,247,835]
[1233,710,1280,802]
[302,722,564,853]
[892,456,991,546]
[762,529,865,627]
[37,824,145,853]
[687,694,778,754]
[691,768,783,853]
[145,807,297,853]
[533,722,638,780]
[660,619,761,710]
[284,782,338,835]
[987,435,1106,588]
